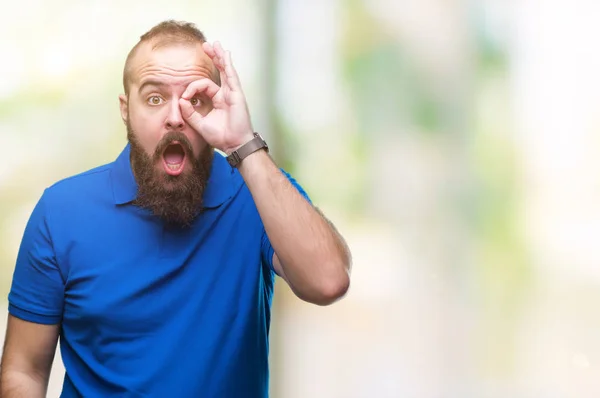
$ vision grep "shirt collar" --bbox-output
[110,143,237,208]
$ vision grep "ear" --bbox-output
[118,94,128,125]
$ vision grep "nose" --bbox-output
[165,99,184,130]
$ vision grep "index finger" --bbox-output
[181,78,220,100]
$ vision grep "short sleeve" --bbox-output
[8,191,65,325]
[260,169,312,274]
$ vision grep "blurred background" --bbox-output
[1,0,600,396]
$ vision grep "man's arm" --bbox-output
[177,41,351,305]
[238,149,351,306]
[1,315,59,397]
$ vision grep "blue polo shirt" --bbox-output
[8,144,310,397]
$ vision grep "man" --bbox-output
[1,20,351,397]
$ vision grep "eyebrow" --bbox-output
[137,80,167,94]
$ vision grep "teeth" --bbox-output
[166,163,181,170]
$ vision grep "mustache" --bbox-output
[152,131,195,161]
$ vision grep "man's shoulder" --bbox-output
[48,162,112,191]
[42,161,115,204]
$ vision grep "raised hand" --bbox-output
[179,41,254,154]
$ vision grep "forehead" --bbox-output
[128,41,215,90]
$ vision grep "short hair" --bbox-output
[123,20,217,94]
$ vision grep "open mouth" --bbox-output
[162,142,186,176]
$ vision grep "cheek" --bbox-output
[188,135,208,158]
[129,115,162,152]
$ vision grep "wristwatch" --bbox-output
[226,133,269,167]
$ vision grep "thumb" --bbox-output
[179,98,205,131]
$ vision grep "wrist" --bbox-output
[225,132,269,168]
[223,132,255,156]
[236,146,270,174]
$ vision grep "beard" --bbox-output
[127,122,213,228]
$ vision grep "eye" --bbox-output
[147,96,164,105]
[190,97,203,107]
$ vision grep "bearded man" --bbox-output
[1,20,351,398]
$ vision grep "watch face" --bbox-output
[255,135,267,148]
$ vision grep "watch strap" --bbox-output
[226,133,268,167]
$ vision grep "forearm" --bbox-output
[1,369,47,398]
[238,149,351,304]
